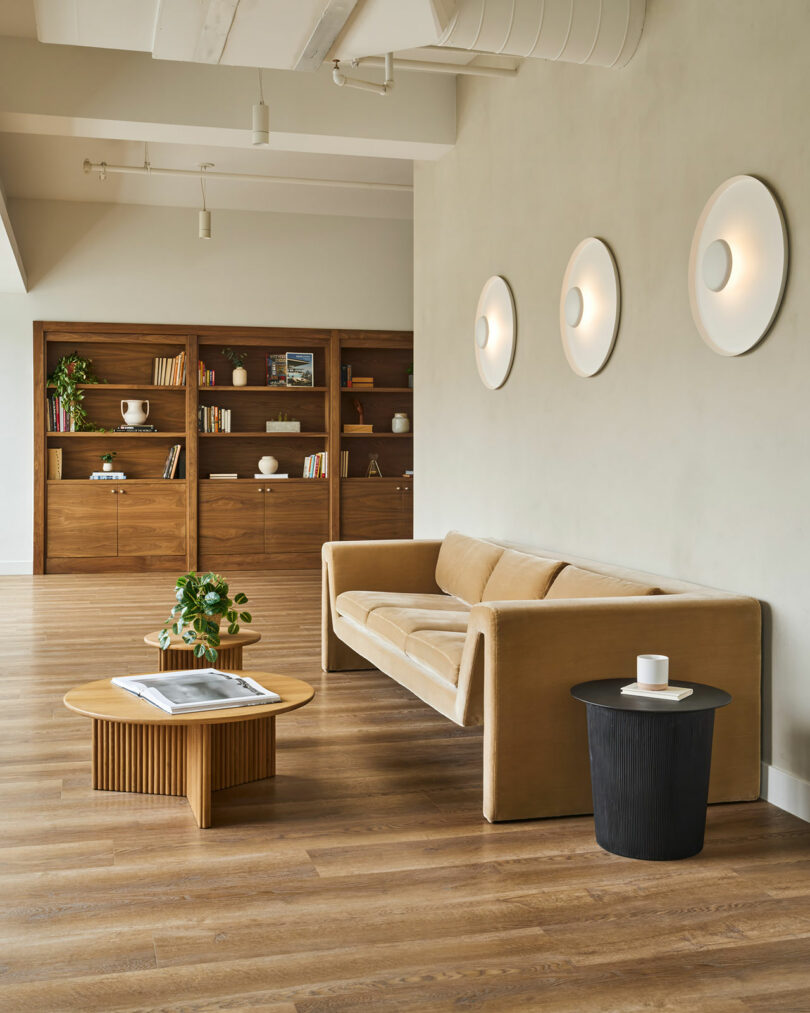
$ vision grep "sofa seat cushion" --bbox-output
[435,532,504,605]
[546,565,661,599]
[405,630,467,688]
[366,607,470,651]
[335,590,470,625]
[482,549,565,601]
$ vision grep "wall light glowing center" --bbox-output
[475,315,489,348]
[564,286,584,328]
[702,238,733,292]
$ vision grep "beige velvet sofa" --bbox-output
[322,532,761,822]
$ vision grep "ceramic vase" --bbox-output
[121,399,149,426]
[392,412,410,434]
[232,367,248,387]
[258,455,279,475]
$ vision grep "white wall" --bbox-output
[414,1,810,810]
[0,198,413,572]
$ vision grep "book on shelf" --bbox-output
[343,424,373,433]
[340,364,352,387]
[403,469,414,477]
[198,360,216,386]
[90,472,127,480]
[198,405,232,433]
[286,352,314,387]
[152,351,186,386]
[162,444,183,479]
[303,452,328,478]
[254,473,289,479]
[340,449,348,478]
[209,473,238,479]
[266,353,287,386]
[350,376,374,388]
[115,424,157,432]
[48,447,63,480]
[47,395,75,432]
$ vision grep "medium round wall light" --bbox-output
[688,175,788,356]
[474,275,516,389]
[559,238,620,377]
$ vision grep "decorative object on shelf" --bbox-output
[222,348,248,386]
[620,654,693,700]
[258,455,279,475]
[366,453,383,478]
[265,412,301,433]
[391,412,410,434]
[47,447,63,480]
[286,352,314,387]
[407,363,413,389]
[266,353,287,386]
[159,571,252,664]
[560,238,621,377]
[345,396,373,432]
[688,175,788,356]
[474,275,516,389]
[100,451,117,473]
[121,399,150,426]
[48,351,106,431]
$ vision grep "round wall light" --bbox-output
[559,238,620,377]
[688,175,788,356]
[474,275,516,389]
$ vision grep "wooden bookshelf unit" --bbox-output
[34,323,413,574]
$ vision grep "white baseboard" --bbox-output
[761,762,810,824]
[0,561,33,575]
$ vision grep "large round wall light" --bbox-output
[688,175,788,356]
[559,238,620,377]
[474,275,516,389]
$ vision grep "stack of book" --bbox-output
[253,472,289,479]
[351,376,374,389]
[340,364,352,387]
[210,473,238,479]
[198,406,232,433]
[303,452,328,478]
[89,471,126,480]
[198,361,216,386]
[339,450,349,477]
[153,352,186,386]
[47,396,75,432]
[115,423,157,433]
[162,444,184,479]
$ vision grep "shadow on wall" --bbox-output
[10,199,118,290]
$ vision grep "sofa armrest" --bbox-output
[321,539,444,671]
[468,593,761,822]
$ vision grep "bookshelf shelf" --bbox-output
[35,323,412,573]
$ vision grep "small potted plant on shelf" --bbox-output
[222,348,248,386]
[100,451,117,473]
[159,572,252,664]
[48,351,107,431]
[407,363,413,389]
[265,410,301,433]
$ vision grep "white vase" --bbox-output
[258,455,278,475]
[392,412,410,434]
[232,367,248,387]
[102,461,113,472]
[121,399,149,426]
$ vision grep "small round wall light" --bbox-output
[474,275,516,389]
[559,238,621,377]
[688,175,788,356]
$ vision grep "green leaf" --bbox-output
[228,623,238,635]
[205,646,217,664]
[193,643,206,658]
[193,618,204,633]
[182,631,196,645]
[234,592,248,605]
[204,591,221,605]
[239,611,252,624]
[158,630,170,649]
[171,623,180,635]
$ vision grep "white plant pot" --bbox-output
[102,461,113,472]
[232,367,248,387]
[258,455,279,475]
[392,413,410,434]
[265,421,301,432]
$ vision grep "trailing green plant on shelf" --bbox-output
[159,572,252,663]
[48,351,107,431]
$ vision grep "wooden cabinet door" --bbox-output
[117,484,187,557]
[265,483,329,561]
[199,484,264,557]
[47,483,118,557]
[340,479,411,540]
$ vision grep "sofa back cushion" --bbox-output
[481,549,565,601]
[546,565,661,599]
[435,532,504,605]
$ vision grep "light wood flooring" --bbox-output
[2,571,810,1012]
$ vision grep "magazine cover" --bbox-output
[266,352,287,386]
[112,669,281,714]
[286,352,314,386]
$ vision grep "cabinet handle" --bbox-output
[403,487,410,493]
[110,489,116,495]
[119,489,126,495]
[396,486,402,491]
[266,487,273,492]
[257,488,264,493]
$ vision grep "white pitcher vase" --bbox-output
[121,400,150,426]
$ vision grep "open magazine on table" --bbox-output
[112,669,281,715]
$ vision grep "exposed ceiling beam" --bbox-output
[193,0,240,64]
[0,175,27,294]
[295,0,362,71]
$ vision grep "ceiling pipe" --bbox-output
[82,159,412,193]
[353,55,518,78]
[332,51,394,95]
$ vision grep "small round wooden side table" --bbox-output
[144,630,262,671]
[64,672,313,829]
[570,678,731,861]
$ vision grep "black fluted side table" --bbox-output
[570,679,731,861]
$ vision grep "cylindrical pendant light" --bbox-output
[252,69,269,145]
[198,163,212,239]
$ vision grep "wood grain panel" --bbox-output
[198,483,265,555]
[116,484,187,556]
[46,483,118,556]
[341,479,412,540]
[265,483,329,556]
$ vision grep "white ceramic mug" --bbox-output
[637,654,669,690]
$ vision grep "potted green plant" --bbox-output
[222,348,248,386]
[48,351,106,431]
[407,362,413,389]
[159,572,252,663]
[100,451,117,473]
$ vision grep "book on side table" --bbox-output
[112,669,281,714]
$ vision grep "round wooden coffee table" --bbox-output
[64,672,313,829]
[143,630,262,671]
